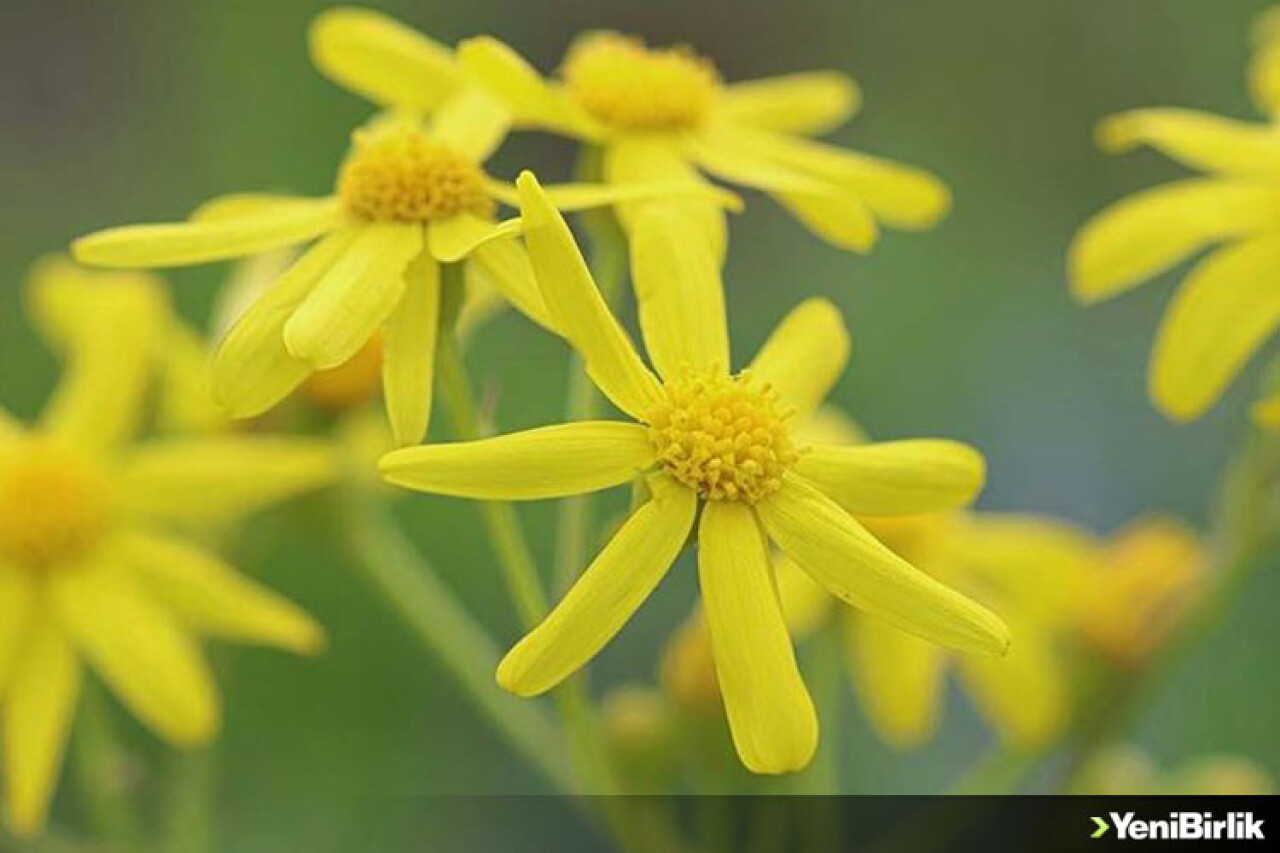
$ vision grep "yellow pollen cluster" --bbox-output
[337,124,495,222]
[646,369,798,504]
[562,32,720,131]
[0,442,108,569]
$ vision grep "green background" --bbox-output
[2,0,1278,849]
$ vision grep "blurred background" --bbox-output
[2,0,1279,849]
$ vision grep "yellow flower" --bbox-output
[0,289,330,837]
[456,31,950,256]
[380,173,1005,774]
[1070,516,1204,664]
[1069,8,1280,421]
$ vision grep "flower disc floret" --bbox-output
[0,441,108,569]
[337,124,494,222]
[646,368,798,504]
[563,32,719,131]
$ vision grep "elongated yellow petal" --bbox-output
[497,475,695,695]
[848,613,945,748]
[699,501,817,773]
[758,475,1009,655]
[0,568,36,693]
[40,280,163,452]
[465,237,555,331]
[795,406,867,446]
[747,298,850,419]
[154,322,226,434]
[1150,234,1280,421]
[380,421,654,500]
[382,253,440,447]
[73,198,344,269]
[427,215,521,263]
[517,172,662,417]
[211,230,354,417]
[796,440,985,516]
[1098,109,1280,180]
[774,190,878,253]
[3,619,80,838]
[485,177,742,214]
[719,72,861,134]
[733,128,951,229]
[428,87,511,161]
[456,37,603,139]
[284,222,422,369]
[308,7,462,111]
[630,208,729,378]
[52,558,218,745]
[116,437,336,523]
[0,406,22,443]
[775,554,833,639]
[690,129,838,195]
[24,256,166,351]
[118,531,323,654]
[1069,180,1280,304]
[189,193,323,222]
[604,136,727,260]
[958,622,1068,750]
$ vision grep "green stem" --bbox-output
[337,490,577,795]
[71,684,145,852]
[157,750,213,853]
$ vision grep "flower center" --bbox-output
[0,442,108,569]
[562,32,719,132]
[337,123,495,222]
[646,368,797,504]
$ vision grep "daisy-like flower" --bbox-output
[1069,8,1280,421]
[456,31,950,256]
[0,286,330,837]
[72,111,729,448]
[380,173,1006,774]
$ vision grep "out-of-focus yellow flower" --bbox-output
[1073,744,1274,795]
[73,109,730,448]
[0,292,331,837]
[380,173,1003,775]
[1070,516,1205,665]
[25,256,227,435]
[457,31,950,258]
[1069,8,1280,421]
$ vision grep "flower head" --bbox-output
[379,173,1004,774]
[1070,8,1280,420]
[457,32,950,256]
[0,282,331,837]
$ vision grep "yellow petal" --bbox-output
[380,421,654,500]
[456,36,603,139]
[795,440,986,516]
[747,298,850,419]
[1069,179,1280,304]
[958,622,1069,751]
[3,619,80,838]
[718,72,861,134]
[427,215,522,263]
[211,230,354,417]
[73,198,344,269]
[189,193,322,222]
[23,255,165,351]
[308,7,462,112]
[52,558,218,745]
[1098,109,1280,180]
[699,501,817,774]
[847,613,945,748]
[690,128,879,252]
[284,222,423,369]
[795,405,867,446]
[118,531,323,654]
[116,437,336,523]
[774,554,833,639]
[0,569,37,693]
[382,253,440,447]
[0,406,22,443]
[40,279,164,452]
[630,208,729,378]
[604,136,727,259]
[497,475,695,695]
[735,128,951,229]
[758,475,1009,656]
[1150,234,1280,421]
[484,177,742,214]
[517,172,662,417]
[428,87,511,161]
[465,237,555,331]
